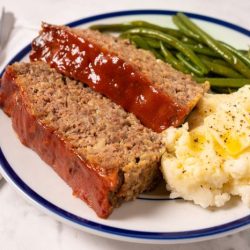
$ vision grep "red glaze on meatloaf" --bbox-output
[0,62,163,218]
[0,67,119,218]
[30,23,207,132]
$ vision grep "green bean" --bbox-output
[220,42,250,67]
[145,38,161,48]
[142,37,173,49]
[89,23,135,32]
[247,49,250,59]
[241,50,250,59]
[186,44,219,57]
[174,17,250,65]
[160,42,189,73]
[194,77,250,88]
[199,55,236,68]
[181,36,197,45]
[129,35,151,50]
[211,87,237,94]
[212,59,231,67]
[130,20,182,37]
[200,57,243,78]
[176,53,204,76]
[153,49,166,62]
[124,35,171,49]
[123,28,208,74]
[119,32,130,39]
[176,13,250,79]
[92,20,183,37]
[239,50,248,53]
[172,16,200,41]
[149,49,163,61]
[125,35,164,60]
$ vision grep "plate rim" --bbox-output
[0,9,250,243]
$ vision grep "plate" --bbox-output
[0,10,250,244]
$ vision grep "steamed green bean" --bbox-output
[122,28,208,74]
[160,42,189,73]
[176,13,250,78]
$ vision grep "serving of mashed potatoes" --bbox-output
[161,85,250,208]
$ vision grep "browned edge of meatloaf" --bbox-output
[0,62,164,218]
[0,66,121,218]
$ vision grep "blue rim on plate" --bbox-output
[0,10,250,242]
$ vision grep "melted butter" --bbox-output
[189,131,206,153]
[224,135,243,156]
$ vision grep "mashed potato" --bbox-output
[161,85,250,208]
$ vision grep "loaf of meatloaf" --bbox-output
[30,23,208,132]
[0,62,164,218]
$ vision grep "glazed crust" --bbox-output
[30,23,208,132]
[0,62,163,218]
[0,66,119,218]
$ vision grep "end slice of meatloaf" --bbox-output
[30,23,209,133]
[0,62,164,218]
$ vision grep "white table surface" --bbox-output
[0,0,250,249]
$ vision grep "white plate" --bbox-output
[0,10,250,244]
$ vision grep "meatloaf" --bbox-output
[0,62,164,218]
[30,23,208,132]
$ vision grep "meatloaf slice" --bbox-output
[0,62,164,218]
[30,23,208,132]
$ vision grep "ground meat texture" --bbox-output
[0,62,164,218]
[30,23,208,132]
